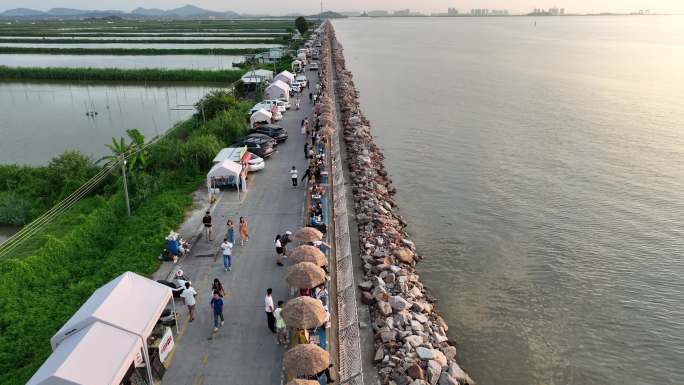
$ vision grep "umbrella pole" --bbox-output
[143,341,154,385]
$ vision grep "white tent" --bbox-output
[51,272,173,349]
[28,322,143,385]
[213,146,247,164]
[250,109,272,128]
[207,159,243,200]
[274,70,295,85]
[240,69,274,84]
[265,80,290,102]
[49,272,174,385]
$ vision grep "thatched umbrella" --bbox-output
[284,344,330,375]
[282,296,327,329]
[320,126,336,138]
[285,262,326,289]
[294,227,323,243]
[290,245,326,266]
[286,380,319,385]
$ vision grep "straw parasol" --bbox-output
[294,227,323,243]
[319,116,334,127]
[290,245,326,266]
[284,344,330,375]
[282,296,327,329]
[286,380,319,385]
[285,262,326,289]
[320,126,336,138]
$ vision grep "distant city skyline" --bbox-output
[2,1,684,15]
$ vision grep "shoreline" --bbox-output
[320,21,474,384]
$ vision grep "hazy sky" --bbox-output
[2,0,683,15]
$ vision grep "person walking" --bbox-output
[239,217,249,246]
[274,301,288,345]
[220,238,233,271]
[275,234,284,266]
[210,291,224,332]
[290,166,298,188]
[304,142,310,159]
[226,219,235,244]
[265,288,276,333]
[202,210,213,242]
[179,282,197,322]
[212,278,225,297]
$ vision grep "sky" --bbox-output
[1,0,683,15]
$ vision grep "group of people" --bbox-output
[179,278,227,333]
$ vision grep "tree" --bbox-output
[295,16,308,35]
[98,129,148,172]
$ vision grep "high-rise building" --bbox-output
[393,8,411,16]
[448,7,459,15]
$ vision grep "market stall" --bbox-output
[49,272,176,385]
[274,70,295,85]
[265,80,290,102]
[207,159,243,200]
[28,322,146,385]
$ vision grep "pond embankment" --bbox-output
[321,21,475,385]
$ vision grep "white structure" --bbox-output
[213,146,247,164]
[240,69,274,84]
[250,109,272,128]
[274,70,295,85]
[28,322,143,385]
[207,159,243,200]
[48,272,175,385]
[265,80,290,102]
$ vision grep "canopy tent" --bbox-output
[28,322,143,385]
[51,272,173,349]
[265,80,290,102]
[274,70,295,85]
[207,159,243,200]
[213,146,247,164]
[250,109,272,128]
[240,69,273,84]
[49,272,174,385]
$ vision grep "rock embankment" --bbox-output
[317,22,475,385]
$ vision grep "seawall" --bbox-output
[319,21,475,385]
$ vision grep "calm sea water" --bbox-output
[334,16,684,385]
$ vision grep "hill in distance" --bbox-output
[1,4,240,19]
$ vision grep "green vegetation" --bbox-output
[0,32,288,38]
[295,16,309,34]
[0,19,295,33]
[0,37,284,44]
[0,46,269,55]
[0,66,246,83]
[0,90,252,384]
[0,151,99,226]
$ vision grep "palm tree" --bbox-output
[97,129,148,171]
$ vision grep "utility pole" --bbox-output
[320,0,323,22]
[120,153,131,216]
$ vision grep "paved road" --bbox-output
[161,70,319,385]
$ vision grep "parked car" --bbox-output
[262,99,287,113]
[295,76,308,87]
[276,99,291,110]
[251,124,288,143]
[309,63,319,71]
[246,132,277,145]
[290,83,301,93]
[247,152,265,171]
[250,102,273,114]
[232,136,275,158]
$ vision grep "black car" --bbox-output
[232,136,275,158]
[250,124,288,143]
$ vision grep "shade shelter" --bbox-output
[285,262,326,289]
[294,227,323,243]
[274,70,295,85]
[241,69,273,84]
[284,344,330,376]
[50,272,175,385]
[207,159,243,200]
[28,322,143,385]
[290,245,326,266]
[265,80,290,102]
[282,296,327,329]
[250,109,273,128]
